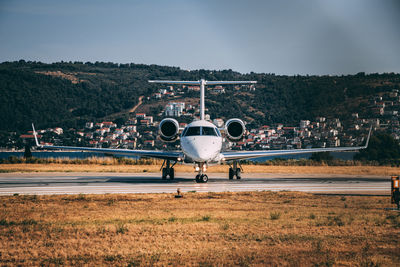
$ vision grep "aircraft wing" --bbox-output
[32,125,182,161]
[222,127,372,161]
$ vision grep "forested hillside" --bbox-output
[208,72,400,128]
[1,60,400,132]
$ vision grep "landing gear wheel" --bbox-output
[162,168,167,180]
[236,169,241,180]
[195,174,208,183]
[169,168,174,180]
[201,174,208,183]
[229,168,234,180]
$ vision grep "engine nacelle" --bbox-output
[159,118,180,142]
[225,118,246,141]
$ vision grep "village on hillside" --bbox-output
[8,84,400,152]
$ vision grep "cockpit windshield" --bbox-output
[202,127,217,136]
[183,126,219,137]
[185,126,201,136]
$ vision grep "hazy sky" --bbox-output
[0,0,399,75]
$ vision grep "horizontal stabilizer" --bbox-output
[149,80,200,85]
[205,81,257,85]
[148,80,257,85]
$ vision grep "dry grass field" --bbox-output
[1,163,400,176]
[0,191,399,266]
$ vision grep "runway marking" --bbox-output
[0,173,390,195]
[0,182,390,195]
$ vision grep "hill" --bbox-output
[1,60,400,132]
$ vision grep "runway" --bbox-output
[0,172,391,195]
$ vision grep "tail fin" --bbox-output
[31,123,40,147]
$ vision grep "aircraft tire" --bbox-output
[201,174,208,183]
[236,169,241,179]
[195,175,200,183]
[170,168,174,180]
[229,168,234,180]
[162,168,167,180]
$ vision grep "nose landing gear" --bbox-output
[195,162,208,183]
[195,174,208,183]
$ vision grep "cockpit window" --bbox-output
[183,126,219,137]
[181,127,188,137]
[185,126,201,136]
[202,127,217,136]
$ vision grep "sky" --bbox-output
[0,0,399,75]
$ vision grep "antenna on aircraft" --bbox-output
[148,79,257,120]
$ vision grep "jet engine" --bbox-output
[159,118,180,142]
[225,118,245,141]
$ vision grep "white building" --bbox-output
[300,120,310,129]
[126,125,136,131]
[213,118,224,128]
[212,86,225,94]
[53,128,63,135]
[165,102,185,117]
[85,122,93,129]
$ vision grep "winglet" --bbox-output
[31,123,40,147]
[363,126,373,149]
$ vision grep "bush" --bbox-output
[201,215,211,221]
[116,224,128,234]
[270,212,281,220]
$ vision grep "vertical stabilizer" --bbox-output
[199,79,206,120]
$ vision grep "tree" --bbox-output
[354,132,400,163]
[24,144,32,158]
[310,152,333,162]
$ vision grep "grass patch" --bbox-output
[104,254,123,262]
[0,192,398,266]
[200,215,211,221]
[77,193,86,201]
[116,223,128,234]
[326,215,345,226]
[168,216,177,222]
[386,213,400,228]
[270,211,281,220]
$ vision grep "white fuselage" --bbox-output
[180,120,223,163]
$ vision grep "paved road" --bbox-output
[0,172,391,195]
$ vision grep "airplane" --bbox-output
[32,79,372,183]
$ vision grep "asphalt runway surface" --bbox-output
[0,172,391,195]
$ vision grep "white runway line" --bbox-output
[0,182,389,195]
[0,172,391,195]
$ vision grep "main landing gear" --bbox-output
[161,160,177,180]
[228,161,242,180]
[195,162,208,183]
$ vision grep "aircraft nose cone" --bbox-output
[190,146,206,161]
[195,149,209,160]
[181,135,222,162]
[190,142,216,161]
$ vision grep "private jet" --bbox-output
[32,79,371,183]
